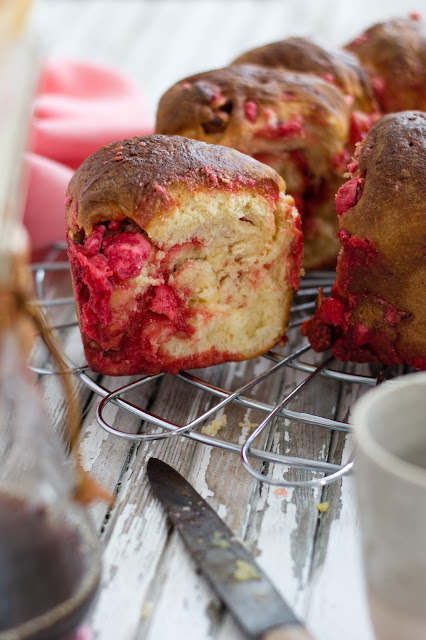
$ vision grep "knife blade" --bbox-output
[147,458,314,640]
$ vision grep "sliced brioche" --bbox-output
[66,135,303,375]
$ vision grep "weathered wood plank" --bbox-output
[303,364,378,639]
[85,363,244,639]
[136,356,295,640]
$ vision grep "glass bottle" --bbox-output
[0,4,102,637]
[0,276,102,640]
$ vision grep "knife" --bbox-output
[147,458,314,640]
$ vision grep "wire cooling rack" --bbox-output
[30,243,395,489]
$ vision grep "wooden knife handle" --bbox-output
[262,624,315,640]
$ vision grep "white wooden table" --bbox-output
[31,2,426,638]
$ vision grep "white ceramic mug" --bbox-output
[352,372,426,640]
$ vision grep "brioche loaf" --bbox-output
[66,134,303,375]
[156,64,351,269]
[302,112,426,369]
[346,15,426,113]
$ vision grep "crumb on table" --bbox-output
[317,502,330,513]
[201,414,227,436]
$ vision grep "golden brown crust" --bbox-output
[344,111,426,244]
[341,111,426,311]
[345,17,426,112]
[304,111,426,367]
[66,134,284,235]
[156,64,349,152]
[233,37,377,112]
